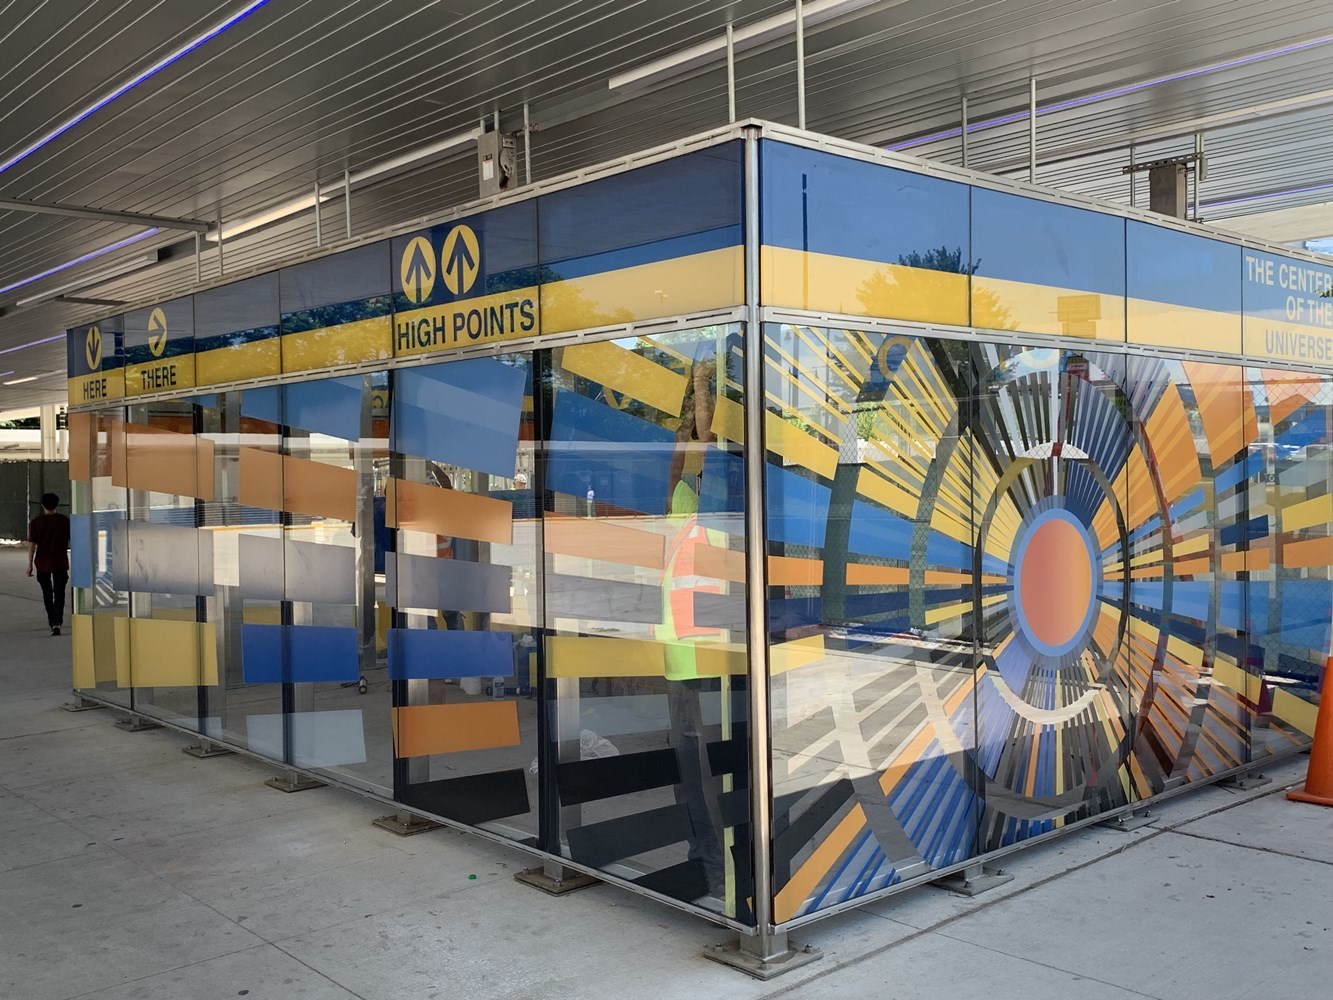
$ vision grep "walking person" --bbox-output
[27,492,70,636]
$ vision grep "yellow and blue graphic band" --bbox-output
[1242,249,1333,363]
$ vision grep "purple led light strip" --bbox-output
[0,0,270,175]
[887,34,1333,151]
[0,228,159,297]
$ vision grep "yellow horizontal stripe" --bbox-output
[282,316,392,373]
[1283,494,1333,533]
[542,247,743,335]
[1271,686,1319,736]
[561,339,688,416]
[711,394,745,445]
[972,276,1125,341]
[195,339,281,386]
[393,287,539,359]
[767,411,839,479]
[68,371,123,405]
[112,618,219,688]
[1128,298,1241,354]
[124,357,196,396]
[856,465,919,518]
[1243,315,1333,366]
[547,635,664,678]
[760,246,968,325]
[771,634,826,675]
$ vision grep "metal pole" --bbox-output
[216,205,224,276]
[795,0,805,130]
[1195,132,1206,219]
[743,126,776,950]
[1028,76,1037,183]
[314,179,322,247]
[960,95,969,169]
[194,232,201,284]
[523,102,532,185]
[1129,144,1136,208]
[726,23,736,123]
[344,168,352,239]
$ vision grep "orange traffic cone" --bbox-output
[1288,656,1333,807]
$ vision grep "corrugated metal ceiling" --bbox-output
[3,0,1332,410]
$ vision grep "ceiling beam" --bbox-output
[0,196,210,233]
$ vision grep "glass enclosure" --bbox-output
[65,124,1327,929]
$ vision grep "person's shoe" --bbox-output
[51,626,60,636]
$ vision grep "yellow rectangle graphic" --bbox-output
[972,275,1125,341]
[124,357,197,397]
[392,702,521,758]
[195,338,281,386]
[760,245,969,326]
[114,618,219,688]
[72,614,96,690]
[68,370,123,406]
[547,635,665,678]
[560,339,688,416]
[1282,495,1333,533]
[394,287,539,359]
[767,411,838,479]
[283,315,393,373]
[1128,298,1241,354]
[542,247,743,335]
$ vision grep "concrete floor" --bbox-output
[2,543,1331,1000]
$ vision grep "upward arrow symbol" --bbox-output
[445,232,476,292]
[405,241,433,302]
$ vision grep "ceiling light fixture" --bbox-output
[2,375,40,385]
[208,127,482,242]
[608,0,885,91]
[13,252,161,308]
[886,32,1333,152]
[0,229,159,298]
[0,0,272,175]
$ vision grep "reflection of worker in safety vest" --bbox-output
[657,356,729,899]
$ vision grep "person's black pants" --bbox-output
[36,569,67,628]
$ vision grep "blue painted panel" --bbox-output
[70,514,92,589]
[392,357,526,477]
[766,464,830,548]
[546,390,675,515]
[387,628,515,680]
[1127,222,1242,313]
[241,624,359,684]
[241,377,364,441]
[972,188,1125,295]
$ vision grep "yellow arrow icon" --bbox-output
[85,326,102,371]
[401,236,435,305]
[148,308,168,358]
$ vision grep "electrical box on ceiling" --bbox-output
[477,130,517,197]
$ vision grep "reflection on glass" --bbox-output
[545,326,749,919]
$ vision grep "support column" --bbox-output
[39,404,59,460]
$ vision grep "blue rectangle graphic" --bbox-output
[241,624,360,684]
[387,628,515,680]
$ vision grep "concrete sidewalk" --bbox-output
[1,543,1329,1000]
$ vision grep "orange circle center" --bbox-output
[1019,518,1093,648]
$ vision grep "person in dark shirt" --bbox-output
[27,492,70,636]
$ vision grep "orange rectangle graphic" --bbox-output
[543,514,665,569]
[68,412,92,482]
[392,702,521,758]
[386,478,512,545]
[237,448,355,522]
[112,422,216,500]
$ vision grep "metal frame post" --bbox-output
[727,23,737,123]
[344,168,352,238]
[795,1,806,130]
[194,232,202,284]
[1028,76,1038,183]
[215,205,224,276]
[523,103,533,185]
[314,179,323,247]
[704,124,820,980]
[1129,144,1136,207]
[960,95,969,169]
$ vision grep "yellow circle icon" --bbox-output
[85,326,102,371]
[148,308,168,358]
[440,224,480,296]
[400,236,436,304]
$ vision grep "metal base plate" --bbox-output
[1219,772,1272,791]
[61,698,104,713]
[372,813,442,836]
[703,939,822,980]
[935,865,1015,897]
[115,716,162,732]
[513,865,599,895]
[182,743,236,759]
[1097,809,1155,832]
[264,774,325,793]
